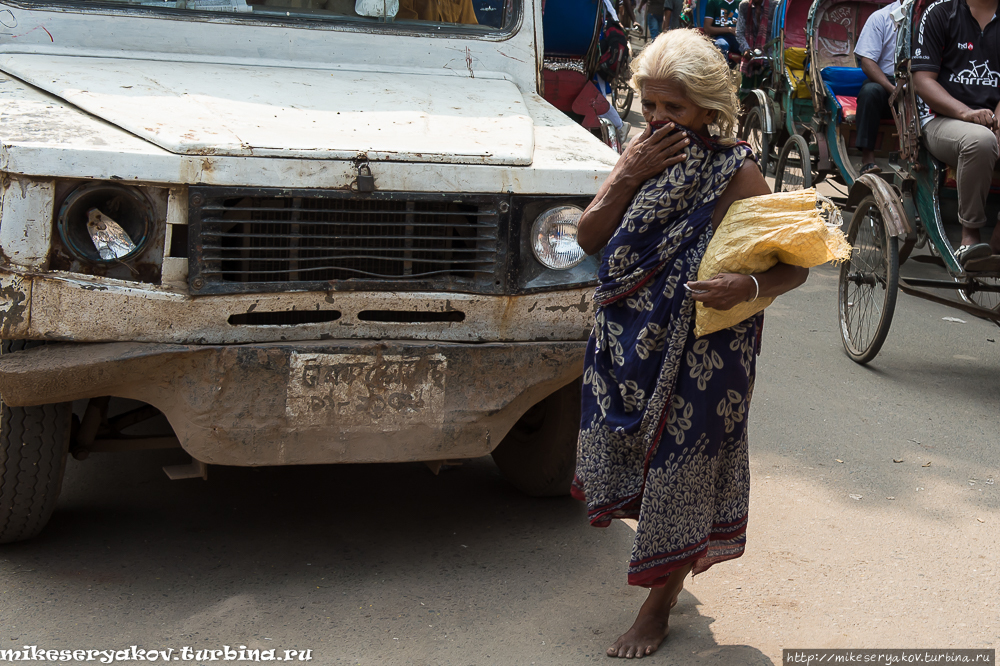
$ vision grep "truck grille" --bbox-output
[187,188,507,295]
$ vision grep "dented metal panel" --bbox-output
[0,55,534,165]
[0,75,615,196]
[0,339,585,465]
[12,270,595,344]
[0,177,54,269]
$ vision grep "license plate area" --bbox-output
[287,352,447,427]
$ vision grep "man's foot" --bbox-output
[956,242,992,265]
[606,613,670,659]
[859,162,881,176]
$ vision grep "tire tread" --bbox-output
[0,340,71,544]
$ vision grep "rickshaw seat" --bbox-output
[822,66,867,122]
[784,48,811,99]
[821,66,867,96]
[836,95,858,119]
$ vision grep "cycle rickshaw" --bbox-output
[541,0,634,152]
[738,0,897,191]
[835,0,1000,363]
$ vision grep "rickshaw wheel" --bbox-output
[838,195,899,364]
[957,277,1000,313]
[739,106,769,176]
[612,78,634,117]
[775,134,813,192]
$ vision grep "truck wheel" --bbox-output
[0,340,72,544]
[491,379,581,497]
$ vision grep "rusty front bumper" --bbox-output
[0,340,585,465]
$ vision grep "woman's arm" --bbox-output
[686,161,809,310]
[577,124,692,254]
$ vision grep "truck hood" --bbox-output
[0,54,534,166]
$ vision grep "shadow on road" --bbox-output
[1,450,774,664]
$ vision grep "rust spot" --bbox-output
[0,282,28,337]
[545,293,591,314]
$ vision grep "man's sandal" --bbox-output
[955,243,992,266]
[859,163,881,176]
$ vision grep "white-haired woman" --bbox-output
[570,29,807,659]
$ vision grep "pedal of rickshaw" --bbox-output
[962,255,1000,273]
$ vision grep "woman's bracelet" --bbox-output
[747,275,760,302]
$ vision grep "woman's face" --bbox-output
[640,79,717,136]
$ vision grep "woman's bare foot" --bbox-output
[606,564,692,659]
[606,608,670,658]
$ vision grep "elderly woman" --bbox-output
[570,29,807,659]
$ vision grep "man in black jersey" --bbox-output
[912,0,1000,263]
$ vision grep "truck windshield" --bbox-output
[61,0,516,29]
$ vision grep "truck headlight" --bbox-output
[57,183,153,263]
[530,205,586,270]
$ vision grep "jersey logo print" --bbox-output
[950,60,1000,85]
[917,0,950,45]
[957,41,974,50]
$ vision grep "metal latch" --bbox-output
[356,164,375,193]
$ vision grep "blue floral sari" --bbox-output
[571,130,762,588]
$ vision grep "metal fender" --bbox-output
[744,90,775,135]
[845,174,912,239]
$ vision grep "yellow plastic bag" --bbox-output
[694,188,851,338]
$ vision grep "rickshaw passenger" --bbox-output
[735,0,775,74]
[853,0,900,175]
[703,0,741,55]
[912,0,1000,262]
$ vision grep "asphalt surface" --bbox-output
[2,271,999,665]
[2,109,999,666]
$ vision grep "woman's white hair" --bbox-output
[630,29,741,142]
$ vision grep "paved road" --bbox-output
[3,102,999,663]
[1,262,998,665]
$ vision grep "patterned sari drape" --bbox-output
[572,130,762,588]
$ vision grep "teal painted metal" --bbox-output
[914,152,962,273]
[826,117,854,188]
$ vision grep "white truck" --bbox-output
[0,0,617,542]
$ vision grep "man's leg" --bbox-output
[646,13,661,40]
[855,80,890,170]
[723,33,741,56]
[923,117,1000,251]
[713,36,730,54]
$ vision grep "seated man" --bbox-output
[735,0,775,75]
[853,0,900,175]
[912,0,1000,263]
[703,0,740,57]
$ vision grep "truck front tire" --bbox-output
[491,378,581,497]
[0,341,72,544]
